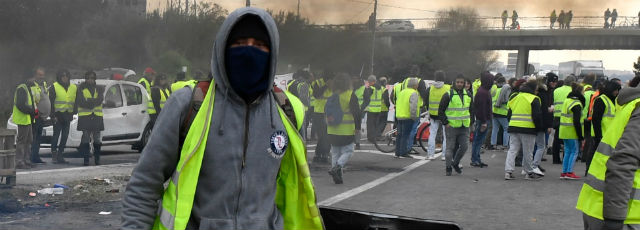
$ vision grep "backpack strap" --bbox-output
[179,81,210,148]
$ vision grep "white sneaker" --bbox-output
[441,156,446,161]
[531,167,545,176]
[426,155,437,160]
[521,170,526,175]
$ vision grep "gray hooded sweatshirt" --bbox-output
[122,8,288,230]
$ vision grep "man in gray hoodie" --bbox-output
[121,8,320,230]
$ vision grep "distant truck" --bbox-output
[558,60,605,80]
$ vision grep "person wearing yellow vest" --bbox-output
[171,72,196,93]
[48,69,77,164]
[504,79,544,180]
[576,85,640,230]
[353,77,366,150]
[361,75,383,143]
[551,75,576,164]
[326,73,362,184]
[76,71,104,166]
[139,67,156,95]
[395,78,420,158]
[585,80,620,175]
[287,69,311,140]
[311,75,332,164]
[30,67,50,164]
[121,10,323,230]
[581,74,597,164]
[558,83,584,179]
[150,74,171,124]
[489,75,511,150]
[13,74,38,169]
[426,71,450,160]
[472,78,481,98]
[438,74,473,176]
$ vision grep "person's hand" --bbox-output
[34,109,39,119]
[548,106,554,113]
[481,123,488,132]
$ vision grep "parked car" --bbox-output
[7,79,152,152]
[378,20,415,31]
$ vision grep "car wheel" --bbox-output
[133,124,152,153]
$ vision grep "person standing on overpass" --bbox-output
[550,10,557,29]
[611,9,618,28]
[501,10,508,30]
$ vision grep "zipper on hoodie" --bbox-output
[234,104,251,227]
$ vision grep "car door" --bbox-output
[101,83,128,142]
[121,83,149,141]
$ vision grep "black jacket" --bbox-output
[537,84,553,130]
[15,81,37,118]
[328,91,362,146]
[438,87,474,127]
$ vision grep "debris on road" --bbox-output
[28,192,36,197]
[73,184,84,190]
[98,211,112,215]
[105,188,119,193]
[37,188,63,195]
[54,184,69,189]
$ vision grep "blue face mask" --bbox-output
[225,46,270,102]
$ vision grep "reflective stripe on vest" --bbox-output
[428,84,450,116]
[590,95,615,137]
[313,79,331,113]
[12,84,34,125]
[576,97,640,224]
[508,92,539,129]
[445,89,471,128]
[53,82,77,113]
[153,81,322,230]
[368,86,383,113]
[492,87,508,116]
[78,88,103,116]
[559,98,583,139]
[553,85,572,117]
[327,90,356,135]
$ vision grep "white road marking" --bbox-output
[318,152,441,206]
[307,149,427,160]
[16,163,136,175]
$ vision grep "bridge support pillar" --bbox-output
[516,47,529,78]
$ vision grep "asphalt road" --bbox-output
[3,141,587,230]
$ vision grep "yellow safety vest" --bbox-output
[553,85,572,118]
[396,88,420,119]
[78,88,103,117]
[492,87,508,116]
[445,89,471,128]
[171,80,195,93]
[314,86,332,114]
[355,85,365,107]
[576,97,640,225]
[472,79,481,97]
[138,77,152,95]
[559,98,583,139]
[583,86,595,120]
[428,84,451,116]
[153,80,322,230]
[590,95,616,137]
[53,82,77,113]
[508,92,539,129]
[367,86,384,113]
[30,81,47,104]
[12,84,34,125]
[327,90,355,136]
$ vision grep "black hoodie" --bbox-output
[591,82,620,139]
[566,91,585,141]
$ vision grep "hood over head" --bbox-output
[211,7,279,103]
[480,72,494,90]
[617,85,640,105]
[601,80,621,101]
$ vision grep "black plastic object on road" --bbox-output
[320,206,462,230]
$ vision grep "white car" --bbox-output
[378,20,415,31]
[7,79,152,152]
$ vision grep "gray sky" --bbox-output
[151,0,640,71]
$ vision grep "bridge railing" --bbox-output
[375,16,640,31]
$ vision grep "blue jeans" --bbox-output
[490,117,509,146]
[331,143,355,168]
[471,122,489,164]
[395,119,415,156]
[562,139,579,173]
[407,119,420,152]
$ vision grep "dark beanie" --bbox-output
[227,15,270,48]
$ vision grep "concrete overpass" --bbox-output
[378,29,640,77]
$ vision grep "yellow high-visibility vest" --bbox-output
[576,97,640,225]
[559,98,583,139]
[12,84,34,125]
[53,82,77,113]
[508,92,539,129]
[153,80,322,230]
[445,89,471,128]
[327,90,355,136]
[78,88,103,117]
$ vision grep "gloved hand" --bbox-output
[34,109,39,119]
[603,219,624,230]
